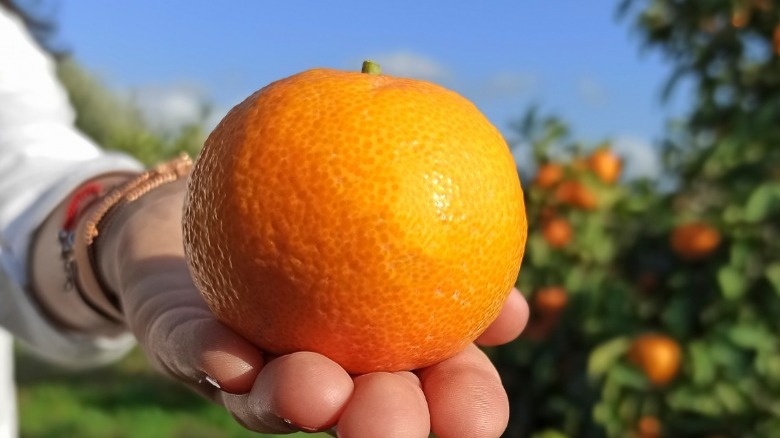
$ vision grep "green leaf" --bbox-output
[587,337,631,378]
[591,237,614,264]
[564,267,587,292]
[756,351,780,384]
[744,183,780,223]
[666,386,723,416]
[729,242,751,270]
[527,234,551,266]
[718,266,746,300]
[689,341,715,386]
[607,362,648,390]
[722,204,743,224]
[714,382,748,414]
[758,418,780,438]
[765,263,780,296]
[532,429,569,438]
[710,339,745,369]
[661,293,692,338]
[592,401,617,428]
[729,324,776,351]
[618,394,640,420]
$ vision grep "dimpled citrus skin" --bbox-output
[183,67,527,374]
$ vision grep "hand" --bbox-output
[98,179,529,438]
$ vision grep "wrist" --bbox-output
[28,172,137,334]
[27,153,192,336]
[87,154,192,300]
[96,177,189,294]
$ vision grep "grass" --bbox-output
[15,347,329,438]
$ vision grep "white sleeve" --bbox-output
[0,7,143,368]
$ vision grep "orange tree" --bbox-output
[495,111,666,437]
[494,1,780,436]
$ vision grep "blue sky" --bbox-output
[55,1,691,178]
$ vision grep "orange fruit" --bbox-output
[774,25,780,55]
[731,8,749,28]
[524,287,567,340]
[637,415,662,438]
[588,148,621,184]
[555,180,598,210]
[542,217,572,248]
[183,62,527,374]
[670,222,721,260]
[534,163,564,188]
[533,286,568,316]
[629,334,682,386]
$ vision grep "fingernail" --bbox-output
[204,375,221,389]
[282,418,322,433]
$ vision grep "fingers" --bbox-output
[418,344,509,438]
[476,287,529,346]
[119,260,264,395]
[192,318,265,394]
[126,272,353,433]
[336,372,430,438]
[132,292,265,395]
[220,352,353,433]
[255,352,354,431]
[122,254,515,437]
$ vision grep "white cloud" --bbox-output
[368,51,450,82]
[130,83,209,133]
[577,76,608,108]
[611,135,662,180]
[476,72,538,100]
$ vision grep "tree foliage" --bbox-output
[495,2,780,437]
[56,59,206,165]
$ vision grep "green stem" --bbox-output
[361,60,382,74]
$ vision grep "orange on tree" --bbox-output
[628,334,682,386]
[183,61,528,374]
[588,147,621,184]
[524,286,567,341]
[670,221,721,260]
[534,162,564,188]
[533,286,568,316]
[774,25,780,55]
[542,217,572,248]
[731,6,749,28]
[636,415,662,438]
[555,180,598,210]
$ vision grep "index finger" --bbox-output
[475,288,528,346]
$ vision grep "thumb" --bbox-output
[120,257,264,395]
